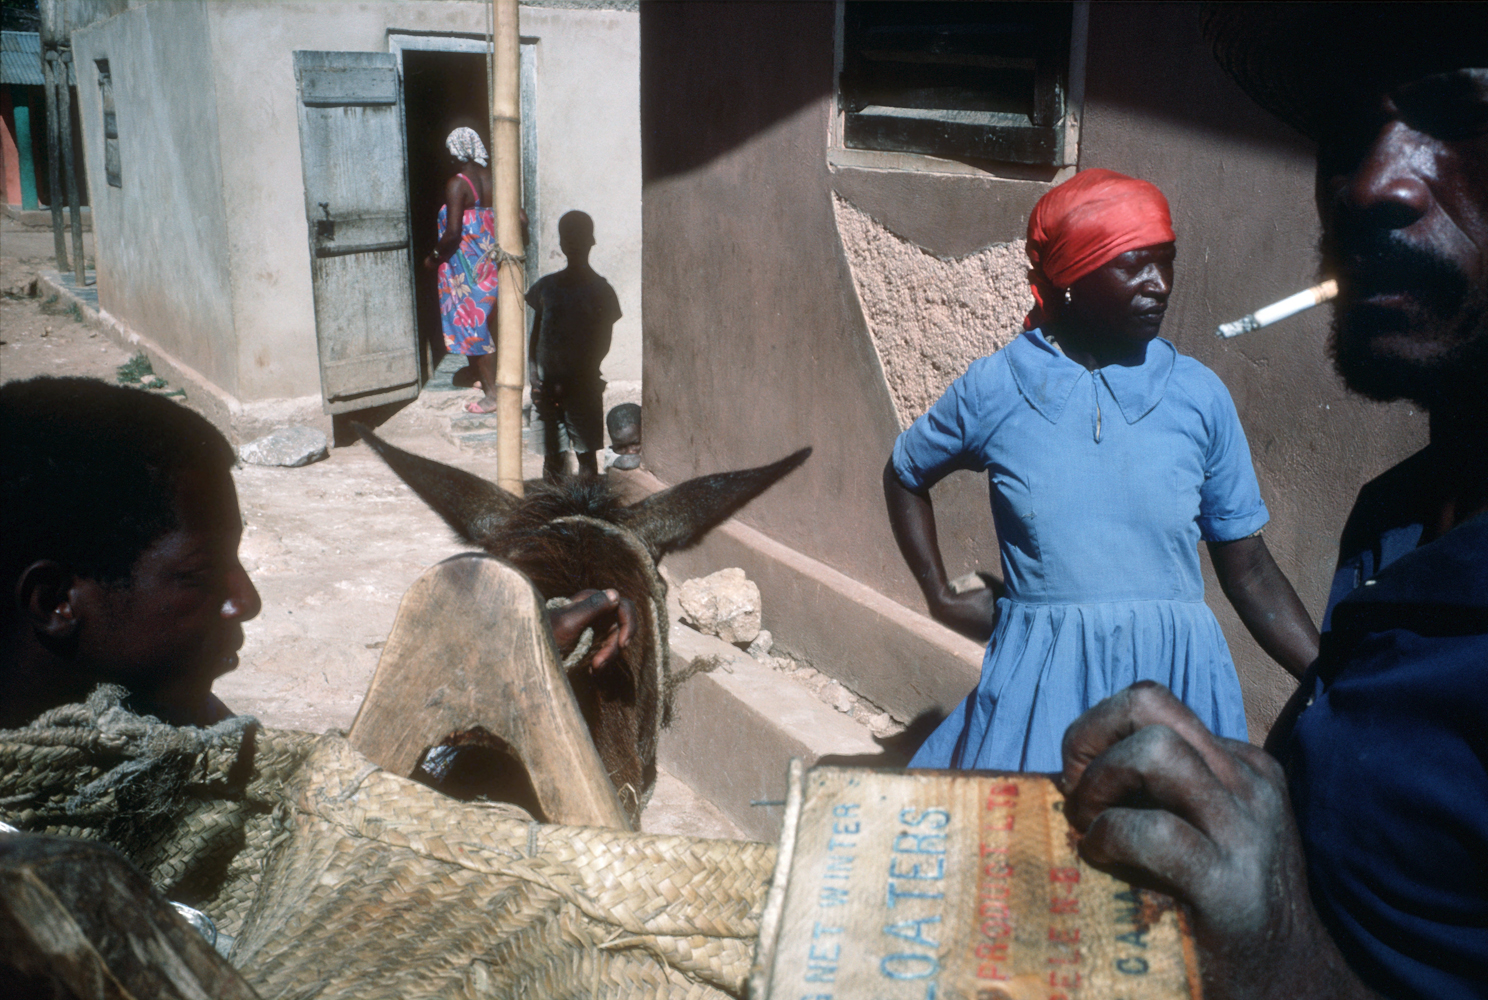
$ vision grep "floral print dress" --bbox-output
[436,175,498,355]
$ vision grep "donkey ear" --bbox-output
[353,423,518,545]
[622,447,810,557]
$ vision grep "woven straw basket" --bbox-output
[0,687,775,999]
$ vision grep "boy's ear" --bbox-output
[17,561,83,641]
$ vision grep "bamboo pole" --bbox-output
[491,0,524,497]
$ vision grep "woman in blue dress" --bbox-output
[885,169,1319,772]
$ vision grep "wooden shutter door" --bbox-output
[293,50,420,414]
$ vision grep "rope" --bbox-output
[1,685,257,818]
[486,242,528,287]
[545,595,595,669]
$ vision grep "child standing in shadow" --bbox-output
[526,211,622,480]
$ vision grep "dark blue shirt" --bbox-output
[1285,449,1488,999]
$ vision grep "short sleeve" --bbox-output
[1196,377,1270,542]
[890,366,988,491]
[602,281,622,323]
[523,277,545,311]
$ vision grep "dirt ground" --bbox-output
[1,216,741,838]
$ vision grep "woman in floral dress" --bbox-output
[424,127,500,414]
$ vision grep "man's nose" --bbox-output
[222,564,262,623]
[1140,265,1171,299]
[1340,120,1431,230]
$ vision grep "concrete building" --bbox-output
[67,0,640,440]
[640,1,1428,743]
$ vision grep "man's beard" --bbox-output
[1323,230,1488,409]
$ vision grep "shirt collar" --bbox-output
[1321,511,1488,679]
[1006,329,1176,425]
[1335,509,1488,613]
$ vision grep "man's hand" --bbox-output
[1060,682,1380,1000]
[548,589,636,672]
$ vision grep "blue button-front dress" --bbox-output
[895,329,1267,772]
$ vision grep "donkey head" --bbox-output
[353,424,808,823]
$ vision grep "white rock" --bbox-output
[822,681,854,714]
[239,426,329,468]
[747,629,774,659]
[948,571,992,594]
[676,567,761,645]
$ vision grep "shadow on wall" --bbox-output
[816,710,947,769]
[640,1,1313,189]
[1086,3,1315,157]
[641,0,833,183]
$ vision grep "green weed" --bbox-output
[116,352,154,384]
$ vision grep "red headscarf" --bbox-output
[1023,169,1175,330]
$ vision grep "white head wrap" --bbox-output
[445,127,488,167]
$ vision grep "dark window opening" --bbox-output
[95,58,120,187]
[839,1,1073,167]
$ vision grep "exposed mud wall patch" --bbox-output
[834,193,1028,428]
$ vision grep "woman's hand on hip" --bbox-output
[927,584,1000,643]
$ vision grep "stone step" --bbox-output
[423,351,468,393]
[453,430,502,453]
[448,427,545,457]
[640,764,746,840]
[659,614,886,843]
[449,411,501,431]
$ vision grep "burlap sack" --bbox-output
[0,687,774,999]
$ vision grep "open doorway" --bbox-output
[401,47,490,377]
[392,33,539,385]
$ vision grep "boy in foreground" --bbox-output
[0,377,631,731]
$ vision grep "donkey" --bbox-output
[353,425,809,824]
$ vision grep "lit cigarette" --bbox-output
[1215,279,1338,339]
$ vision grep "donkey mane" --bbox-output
[484,475,631,544]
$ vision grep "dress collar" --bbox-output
[1006,329,1176,425]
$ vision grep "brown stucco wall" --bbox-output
[641,2,1428,739]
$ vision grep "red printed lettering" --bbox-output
[976,942,1008,961]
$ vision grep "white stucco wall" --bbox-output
[73,1,239,392]
[520,4,642,382]
[207,1,511,403]
[72,0,641,407]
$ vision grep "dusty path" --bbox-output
[1,217,741,838]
